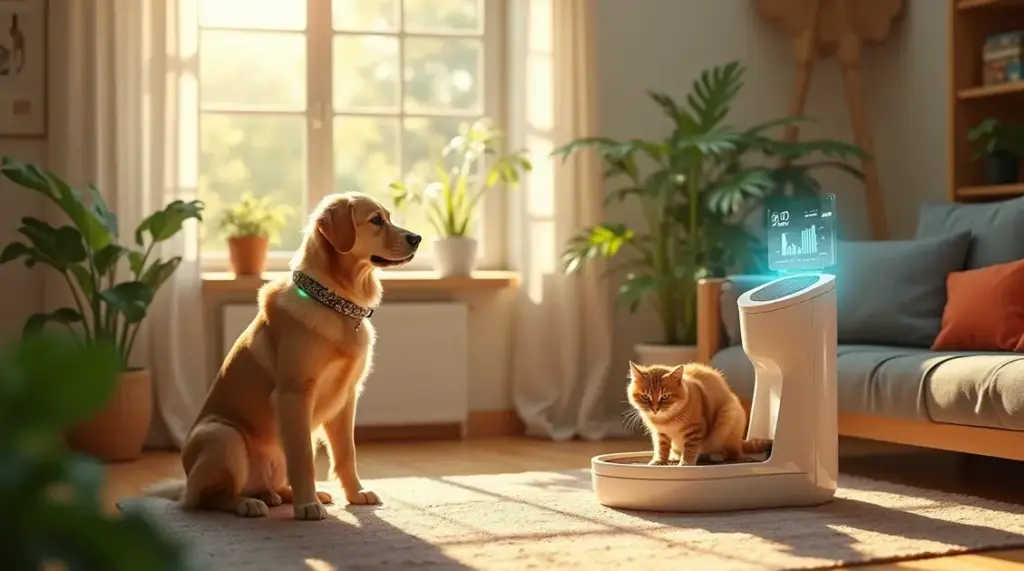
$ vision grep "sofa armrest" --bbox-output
[697,278,724,364]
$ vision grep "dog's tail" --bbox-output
[742,438,773,454]
[141,478,186,503]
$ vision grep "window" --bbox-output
[196,0,504,271]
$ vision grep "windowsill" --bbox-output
[201,270,520,295]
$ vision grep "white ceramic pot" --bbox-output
[433,236,478,277]
[634,343,699,366]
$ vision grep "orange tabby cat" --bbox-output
[627,361,772,466]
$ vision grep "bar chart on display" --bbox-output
[780,225,819,257]
[766,194,837,272]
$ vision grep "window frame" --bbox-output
[196,0,508,273]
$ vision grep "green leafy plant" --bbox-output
[216,192,293,242]
[389,118,533,237]
[968,117,1024,159]
[554,61,868,346]
[0,157,204,367]
[0,330,197,570]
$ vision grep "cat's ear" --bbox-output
[628,360,645,380]
[665,364,686,383]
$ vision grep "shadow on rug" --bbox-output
[118,470,1024,571]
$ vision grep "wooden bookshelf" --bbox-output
[949,0,1024,202]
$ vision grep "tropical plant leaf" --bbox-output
[561,224,635,273]
[0,156,57,200]
[85,184,119,239]
[686,60,744,132]
[0,241,34,265]
[17,218,87,270]
[647,90,694,132]
[616,273,658,313]
[93,244,125,276]
[98,281,154,324]
[135,200,204,246]
[139,257,181,293]
[703,169,776,216]
[127,250,146,277]
[11,331,122,426]
[69,264,95,298]
[23,308,84,336]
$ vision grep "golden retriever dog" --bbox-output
[143,192,421,520]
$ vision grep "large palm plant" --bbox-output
[555,61,867,346]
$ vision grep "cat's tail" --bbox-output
[141,478,186,503]
[742,438,773,454]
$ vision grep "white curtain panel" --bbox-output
[48,0,206,448]
[509,0,623,440]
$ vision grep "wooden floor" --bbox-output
[104,437,1024,571]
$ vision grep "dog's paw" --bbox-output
[254,491,283,506]
[316,490,333,504]
[293,501,329,521]
[235,498,270,518]
[647,458,669,466]
[346,489,382,506]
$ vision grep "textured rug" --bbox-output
[118,469,1024,571]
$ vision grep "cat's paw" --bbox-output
[647,458,670,466]
[293,501,329,521]
[346,489,382,506]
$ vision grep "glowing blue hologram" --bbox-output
[766,193,836,273]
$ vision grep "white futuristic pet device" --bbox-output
[591,194,839,512]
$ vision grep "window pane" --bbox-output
[332,0,398,31]
[199,0,306,31]
[399,117,466,241]
[200,31,306,110]
[332,35,400,112]
[403,38,482,114]
[199,113,308,254]
[403,0,481,33]
[334,116,400,199]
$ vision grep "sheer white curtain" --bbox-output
[508,0,622,440]
[48,0,205,447]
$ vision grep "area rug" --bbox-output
[117,470,1024,571]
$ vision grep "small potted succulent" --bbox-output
[388,118,532,276]
[968,118,1024,185]
[217,192,293,276]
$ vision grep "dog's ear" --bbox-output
[318,198,356,254]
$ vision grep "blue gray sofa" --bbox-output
[696,196,1024,460]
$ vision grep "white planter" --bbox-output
[634,343,699,366]
[433,237,478,277]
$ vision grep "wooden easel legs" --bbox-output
[782,31,890,240]
[839,35,889,240]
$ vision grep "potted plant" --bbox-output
[554,61,867,365]
[389,118,532,276]
[217,192,293,276]
[968,117,1024,185]
[0,330,196,569]
[0,156,204,462]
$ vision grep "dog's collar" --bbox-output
[292,271,374,329]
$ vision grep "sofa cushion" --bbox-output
[931,258,1024,352]
[915,196,1024,269]
[834,232,971,347]
[712,345,1024,431]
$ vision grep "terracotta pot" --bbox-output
[65,368,153,462]
[228,235,269,276]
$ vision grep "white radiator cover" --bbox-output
[220,302,469,428]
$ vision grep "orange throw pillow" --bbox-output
[931,258,1024,352]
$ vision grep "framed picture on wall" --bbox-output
[0,0,46,139]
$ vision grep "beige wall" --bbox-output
[0,0,950,414]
